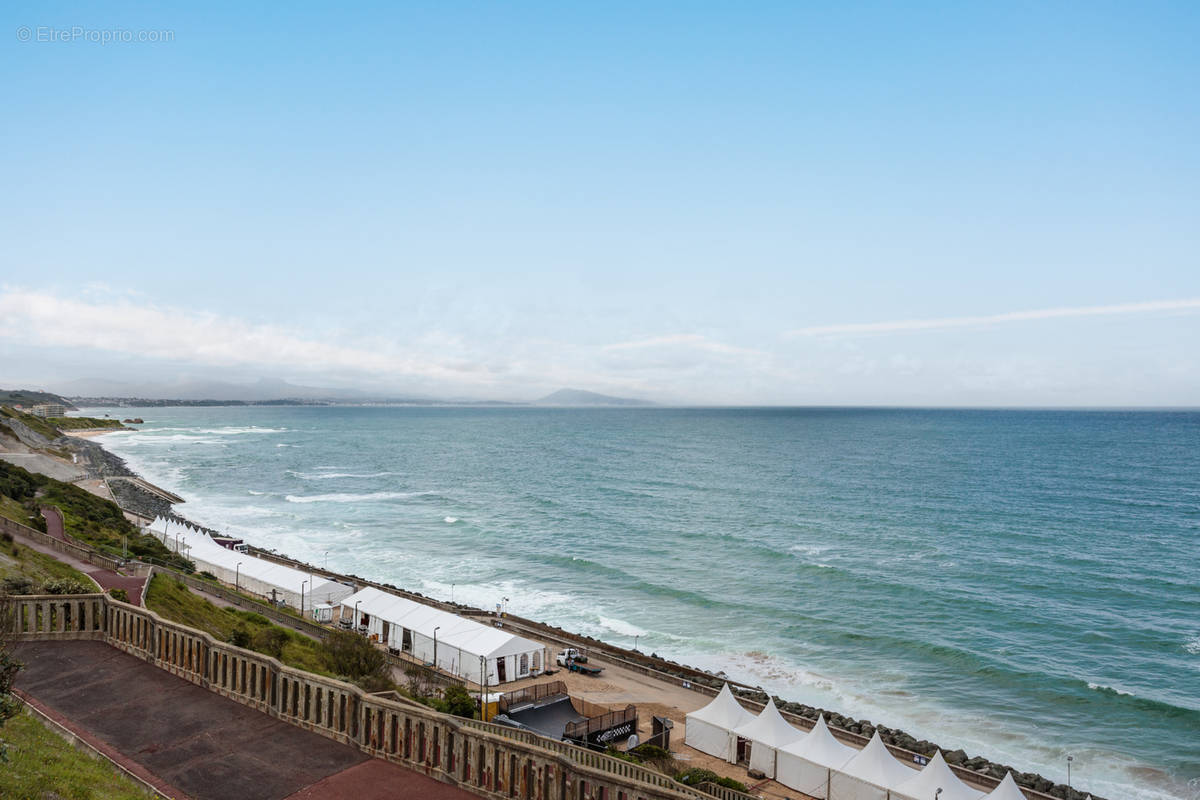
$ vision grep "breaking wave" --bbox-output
[284,491,432,504]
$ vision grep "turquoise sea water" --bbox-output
[86,406,1199,800]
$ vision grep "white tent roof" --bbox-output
[839,731,919,789]
[781,714,857,768]
[686,684,756,730]
[340,586,542,659]
[894,751,984,800]
[732,699,803,749]
[982,773,1029,800]
[163,522,347,600]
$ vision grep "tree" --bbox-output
[0,594,24,762]
[440,685,476,718]
[323,630,389,684]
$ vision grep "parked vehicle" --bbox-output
[555,648,588,665]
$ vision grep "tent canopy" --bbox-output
[983,773,1029,800]
[894,751,984,800]
[339,586,542,660]
[781,714,856,769]
[686,684,756,730]
[733,699,802,749]
[148,518,349,603]
[839,731,919,790]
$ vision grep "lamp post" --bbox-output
[502,596,509,616]
[1067,755,1073,789]
[634,635,639,652]
[451,583,455,603]
[935,790,943,800]
[433,626,441,671]
[354,600,361,632]
[323,551,329,570]
[235,561,243,591]
[301,580,308,617]
[479,654,487,721]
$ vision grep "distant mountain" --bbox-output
[52,377,369,403]
[536,388,653,407]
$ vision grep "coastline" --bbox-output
[74,421,1146,800]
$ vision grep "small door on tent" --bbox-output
[737,738,750,765]
[381,621,390,644]
[402,629,412,653]
[497,657,507,683]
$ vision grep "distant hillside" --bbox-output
[536,388,653,407]
[0,389,77,410]
[52,377,369,403]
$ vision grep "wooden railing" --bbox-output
[8,593,708,800]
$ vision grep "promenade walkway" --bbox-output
[37,506,147,603]
[15,640,475,800]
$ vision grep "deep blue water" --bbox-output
[87,406,1200,800]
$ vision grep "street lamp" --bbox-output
[1067,755,1073,789]
[301,580,308,617]
[935,790,943,800]
[451,583,455,604]
[502,597,509,616]
[235,561,243,591]
[479,654,487,721]
[433,626,441,670]
[323,550,329,570]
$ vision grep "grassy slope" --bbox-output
[0,460,191,572]
[0,496,95,588]
[47,417,126,431]
[0,406,60,440]
[145,574,331,675]
[0,710,149,800]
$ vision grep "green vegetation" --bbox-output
[145,575,334,677]
[108,588,129,602]
[46,417,126,431]
[675,767,749,793]
[0,460,192,572]
[0,710,150,800]
[0,534,96,591]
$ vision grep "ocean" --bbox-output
[85,405,1199,800]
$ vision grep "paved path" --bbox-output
[15,640,475,800]
[38,506,147,604]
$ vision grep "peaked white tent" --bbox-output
[829,731,919,800]
[684,684,755,762]
[145,518,352,611]
[776,715,857,799]
[339,586,545,684]
[982,773,1029,800]
[893,751,984,800]
[731,699,804,778]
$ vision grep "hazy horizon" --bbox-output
[3,3,1198,406]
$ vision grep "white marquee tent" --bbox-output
[893,751,984,800]
[731,698,804,778]
[829,731,920,800]
[144,517,353,611]
[339,586,545,684]
[982,773,1031,800]
[684,684,756,762]
[776,714,857,799]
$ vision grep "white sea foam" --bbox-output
[284,491,429,504]
[1183,636,1200,655]
[287,470,397,480]
[247,490,266,496]
[444,516,459,523]
[1088,682,1135,697]
[156,426,288,435]
[597,615,648,638]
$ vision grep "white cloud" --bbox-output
[788,298,1200,337]
[0,288,470,381]
[603,333,765,358]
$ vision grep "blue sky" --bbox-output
[2,1,1198,404]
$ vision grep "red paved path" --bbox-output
[38,506,147,604]
[16,640,475,800]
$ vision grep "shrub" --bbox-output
[323,629,389,683]
[41,577,92,595]
[228,626,252,648]
[675,768,747,793]
[108,588,129,602]
[251,627,289,659]
[197,571,217,582]
[1,577,35,596]
[440,685,476,718]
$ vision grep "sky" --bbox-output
[2,1,1198,405]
